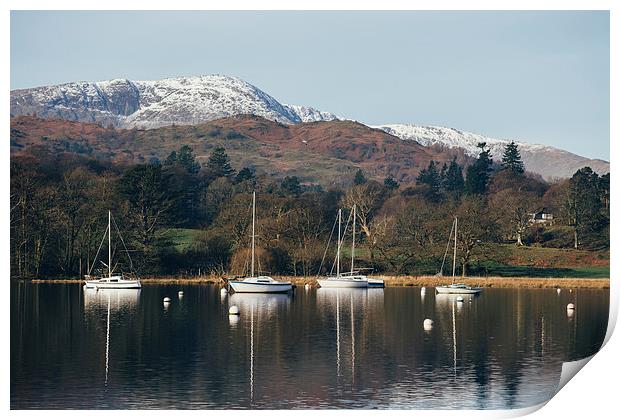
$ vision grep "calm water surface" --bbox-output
[11,283,608,409]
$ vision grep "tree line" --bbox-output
[10,141,609,279]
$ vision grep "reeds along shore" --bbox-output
[29,275,610,289]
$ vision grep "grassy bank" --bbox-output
[30,275,609,289]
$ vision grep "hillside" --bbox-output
[10,115,466,186]
[376,124,610,180]
[10,74,608,180]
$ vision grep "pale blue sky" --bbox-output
[11,11,609,160]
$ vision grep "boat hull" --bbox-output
[435,286,481,294]
[367,277,385,288]
[317,277,368,288]
[228,281,292,293]
[84,280,142,289]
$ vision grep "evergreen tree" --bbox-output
[501,141,525,174]
[164,150,177,166]
[281,176,302,197]
[384,176,400,190]
[443,158,465,200]
[353,169,367,185]
[206,147,235,179]
[465,142,493,195]
[234,167,256,184]
[176,145,200,174]
[565,167,604,249]
[164,145,200,174]
[416,161,442,202]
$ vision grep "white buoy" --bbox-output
[163,297,172,303]
[456,295,464,302]
[567,303,575,310]
[557,288,561,294]
[305,283,311,290]
[229,314,240,326]
[178,291,184,298]
[220,288,228,297]
[229,305,240,315]
[423,319,434,331]
[421,287,426,295]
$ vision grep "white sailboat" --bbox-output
[348,205,384,287]
[317,207,368,288]
[436,216,481,295]
[228,192,293,293]
[84,211,141,289]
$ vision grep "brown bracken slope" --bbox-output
[10,115,468,187]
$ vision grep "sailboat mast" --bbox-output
[336,209,342,277]
[251,191,256,277]
[452,216,458,279]
[108,210,112,278]
[350,204,356,275]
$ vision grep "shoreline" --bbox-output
[27,275,610,289]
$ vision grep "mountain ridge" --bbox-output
[10,74,608,180]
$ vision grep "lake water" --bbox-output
[11,283,609,409]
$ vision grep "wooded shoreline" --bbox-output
[27,275,610,289]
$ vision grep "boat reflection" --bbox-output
[227,292,292,406]
[228,292,291,318]
[316,288,372,383]
[434,292,475,307]
[83,287,141,312]
[434,293,466,378]
[82,287,140,386]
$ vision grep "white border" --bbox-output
[3,1,617,419]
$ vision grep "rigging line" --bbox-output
[243,199,253,276]
[111,213,135,275]
[439,218,456,276]
[88,225,109,276]
[330,209,353,275]
[317,213,339,276]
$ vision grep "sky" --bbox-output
[10,11,610,160]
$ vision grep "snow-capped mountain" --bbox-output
[10,74,608,180]
[10,75,337,129]
[374,124,609,180]
[283,104,338,123]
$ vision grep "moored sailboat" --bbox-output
[228,192,293,293]
[84,211,141,289]
[317,206,368,288]
[436,216,481,295]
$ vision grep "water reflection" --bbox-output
[82,288,140,387]
[227,292,293,407]
[83,287,141,312]
[228,292,291,316]
[11,284,608,410]
[316,288,380,384]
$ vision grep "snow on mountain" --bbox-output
[374,124,550,157]
[10,74,608,180]
[10,75,338,129]
[283,104,338,123]
[374,124,609,180]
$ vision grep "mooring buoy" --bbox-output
[229,305,240,315]
[423,319,434,331]
[456,295,464,302]
[567,303,575,310]
[163,297,172,303]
